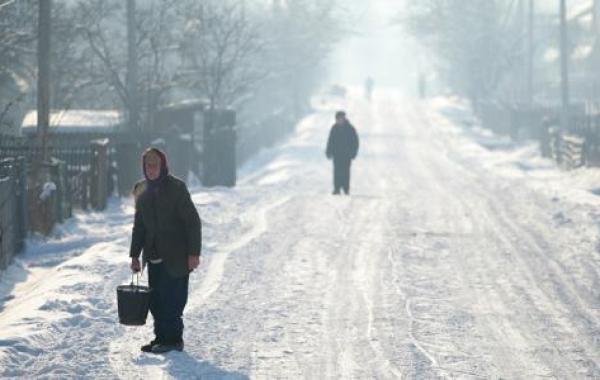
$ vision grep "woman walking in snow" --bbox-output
[129,148,202,354]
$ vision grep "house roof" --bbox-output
[567,0,593,21]
[21,110,123,134]
[159,98,209,113]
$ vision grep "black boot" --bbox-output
[141,339,159,353]
[151,339,184,354]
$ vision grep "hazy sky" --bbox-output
[327,0,420,95]
[326,0,595,96]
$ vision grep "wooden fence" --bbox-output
[0,134,113,246]
[0,157,27,270]
[476,102,600,170]
[0,134,114,211]
[546,127,586,169]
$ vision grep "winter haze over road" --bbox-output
[0,88,599,378]
[0,1,600,379]
[327,0,419,92]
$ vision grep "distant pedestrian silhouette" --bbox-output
[365,77,374,101]
[326,111,359,195]
[418,72,426,99]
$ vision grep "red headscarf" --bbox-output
[142,148,169,188]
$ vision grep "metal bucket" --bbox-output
[117,274,152,326]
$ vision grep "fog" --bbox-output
[327,0,420,93]
[1,1,600,378]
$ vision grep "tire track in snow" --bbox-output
[410,101,599,378]
[355,97,430,379]
[341,197,404,379]
[405,103,563,378]
[373,95,449,378]
[189,195,292,310]
[423,102,600,377]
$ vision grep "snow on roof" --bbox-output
[573,43,594,60]
[160,98,209,112]
[567,0,593,21]
[542,43,594,63]
[543,47,560,63]
[21,110,123,134]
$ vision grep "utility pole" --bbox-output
[527,0,535,107]
[37,0,51,163]
[560,0,570,131]
[594,0,600,33]
[126,0,139,133]
[594,0,600,103]
[518,0,525,103]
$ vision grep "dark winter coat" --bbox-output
[326,121,359,161]
[129,175,202,278]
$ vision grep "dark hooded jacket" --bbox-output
[326,121,359,161]
[129,148,201,278]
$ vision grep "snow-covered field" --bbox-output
[0,89,599,379]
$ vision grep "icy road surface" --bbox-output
[0,89,599,379]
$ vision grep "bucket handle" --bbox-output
[130,272,140,289]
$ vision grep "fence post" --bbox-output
[202,109,237,187]
[116,134,143,196]
[550,127,563,165]
[15,157,27,253]
[50,159,60,222]
[510,106,520,141]
[0,177,10,270]
[48,158,69,223]
[0,159,15,270]
[90,138,109,210]
[27,162,55,235]
[82,172,89,210]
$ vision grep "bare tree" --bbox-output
[0,0,345,137]
[0,0,36,133]
[72,0,181,130]
[178,0,265,111]
[50,2,106,111]
[266,0,343,116]
[404,1,527,105]
[135,0,181,123]
[0,0,37,75]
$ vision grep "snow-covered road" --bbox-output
[0,89,599,379]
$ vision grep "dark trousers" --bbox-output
[333,158,352,194]
[148,262,189,343]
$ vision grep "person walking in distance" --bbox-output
[365,76,375,101]
[326,111,359,195]
[130,147,202,354]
